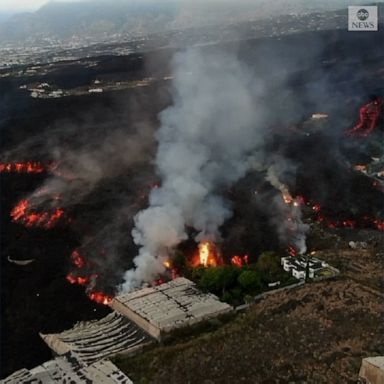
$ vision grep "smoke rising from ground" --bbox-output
[4,28,380,296]
[122,48,283,291]
[265,162,309,254]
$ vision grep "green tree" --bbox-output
[238,270,261,293]
[199,266,239,296]
[256,251,281,282]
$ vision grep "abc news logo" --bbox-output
[348,6,378,31]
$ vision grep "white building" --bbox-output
[281,256,328,280]
[111,277,233,340]
[89,88,103,93]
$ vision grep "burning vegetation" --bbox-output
[194,241,221,267]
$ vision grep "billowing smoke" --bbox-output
[121,48,271,291]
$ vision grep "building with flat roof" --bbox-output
[281,256,328,280]
[111,277,233,340]
[40,311,153,365]
[4,278,232,381]
[1,353,132,384]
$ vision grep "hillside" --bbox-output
[0,0,377,43]
[114,240,384,383]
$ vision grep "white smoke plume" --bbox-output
[121,48,268,291]
[265,163,308,254]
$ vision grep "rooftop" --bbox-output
[111,277,233,339]
[2,353,132,384]
[40,311,152,365]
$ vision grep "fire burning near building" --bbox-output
[2,49,383,307]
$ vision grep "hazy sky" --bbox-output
[0,0,381,13]
[0,0,72,12]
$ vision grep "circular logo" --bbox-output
[357,8,369,21]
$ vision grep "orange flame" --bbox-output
[231,255,242,268]
[231,254,249,268]
[88,291,113,305]
[162,259,179,280]
[282,190,294,204]
[196,241,219,267]
[199,242,210,266]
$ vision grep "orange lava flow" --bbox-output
[67,248,114,306]
[71,249,85,268]
[0,161,48,174]
[66,274,88,286]
[10,199,64,229]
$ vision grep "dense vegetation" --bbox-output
[175,251,296,306]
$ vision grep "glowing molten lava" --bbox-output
[66,274,88,286]
[66,248,114,306]
[10,199,64,229]
[0,161,55,174]
[71,249,85,268]
[308,199,384,231]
